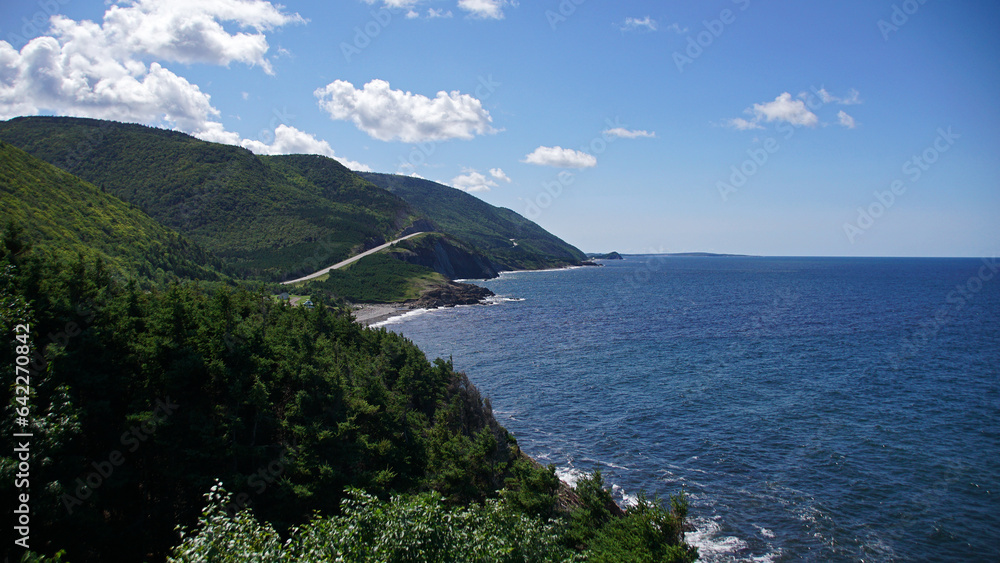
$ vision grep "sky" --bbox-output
[1,0,997,257]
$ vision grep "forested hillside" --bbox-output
[0,234,696,562]
[361,172,588,270]
[0,117,420,280]
[0,117,588,281]
[0,140,224,284]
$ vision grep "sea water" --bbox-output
[375,257,1000,562]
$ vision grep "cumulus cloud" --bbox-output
[489,167,511,182]
[0,0,302,141]
[751,92,819,127]
[241,124,372,171]
[837,110,856,129]
[59,0,304,74]
[314,79,496,143]
[726,118,763,131]
[604,127,656,139]
[666,22,688,34]
[619,16,657,32]
[0,36,228,140]
[522,146,597,169]
[458,0,516,19]
[451,169,497,192]
[727,89,862,131]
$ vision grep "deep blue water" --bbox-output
[376,257,1000,562]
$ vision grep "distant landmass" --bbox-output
[587,251,623,260]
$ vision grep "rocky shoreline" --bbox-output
[352,281,495,326]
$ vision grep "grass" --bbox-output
[307,253,447,303]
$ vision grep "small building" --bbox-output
[304,300,315,309]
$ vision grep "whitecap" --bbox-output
[685,517,747,562]
[368,308,432,328]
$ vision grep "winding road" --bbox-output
[281,232,427,285]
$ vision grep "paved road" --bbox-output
[281,232,427,285]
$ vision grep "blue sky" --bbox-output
[1,0,997,256]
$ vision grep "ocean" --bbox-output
[374,257,1000,562]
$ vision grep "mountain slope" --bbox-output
[0,140,224,283]
[0,116,420,279]
[359,172,587,270]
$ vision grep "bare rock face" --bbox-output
[388,235,500,280]
[408,282,494,309]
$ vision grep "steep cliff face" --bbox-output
[387,233,499,280]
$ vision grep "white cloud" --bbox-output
[726,118,763,131]
[619,16,657,32]
[314,79,497,143]
[751,92,819,127]
[604,127,656,139]
[365,0,511,20]
[814,87,862,106]
[522,146,597,169]
[837,110,856,129]
[240,124,372,171]
[457,0,516,19]
[489,167,511,182]
[728,90,862,131]
[364,0,421,9]
[666,22,688,34]
[452,169,497,192]
[70,0,304,74]
[0,35,228,140]
[0,0,301,141]
[403,7,454,19]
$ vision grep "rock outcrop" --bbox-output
[388,233,499,280]
[408,282,494,309]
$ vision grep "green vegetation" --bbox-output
[588,252,623,260]
[0,231,513,560]
[360,172,588,270]
[0,117,418,280]
[385,232,499,280]
[0,116,590,298]
[307,253,447,303]
[0,140,225,284]
[0,116,696,562]
[169,485,575,562]
[167,472,696,562]
[1,228,696,562]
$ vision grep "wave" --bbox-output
[685,517,761,563]
[368,308,433,328]
[483,295,525,305]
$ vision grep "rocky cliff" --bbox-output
[387,233,499,280]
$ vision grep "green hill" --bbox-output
[296,233,499,304]
[0,116,420,280]
[0,116,589,303]
[0,140,224,284]
[360,172,588,270]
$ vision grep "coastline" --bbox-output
[354,262,588,327]
[352,303,413,326]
